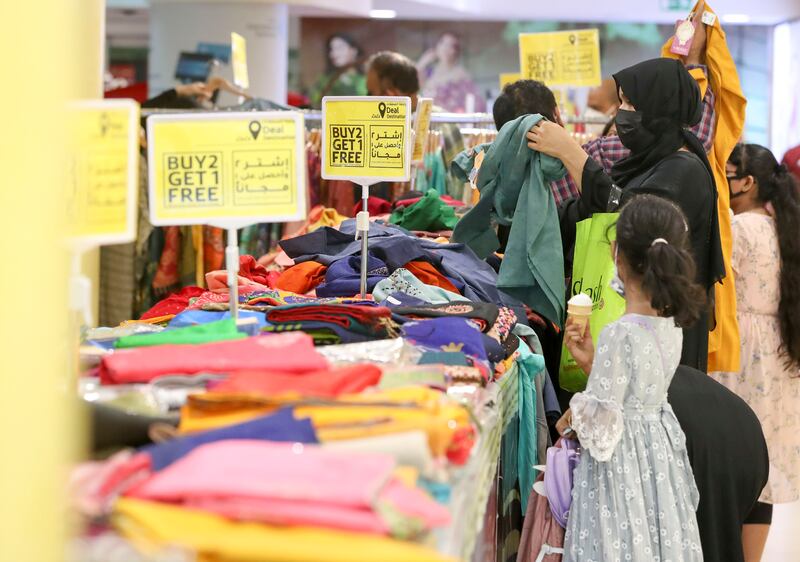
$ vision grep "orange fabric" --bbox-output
[662,1,744,372]
[404,261,460,294]
[274,261,327,294]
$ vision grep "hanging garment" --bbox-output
[662,2,745,373]
[453,115,566,326]
[100,333,327,385]
[203,227,225,274]
[390,189,458,232]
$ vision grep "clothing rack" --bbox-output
[140,107,610,126]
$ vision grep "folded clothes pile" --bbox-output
[263,303,396,345]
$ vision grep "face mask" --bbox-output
[610,245,625,298]
[615,109,655,153]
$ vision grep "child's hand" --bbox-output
[565,318,594,374]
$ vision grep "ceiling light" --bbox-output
[370,9,397,19]
[722,14,751,24]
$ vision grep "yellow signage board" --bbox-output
[67,99,139,247]
[499,72,522,90]
[321,96,411,183]
[147,111,306,228]
[231,32,249,89]
[519,29,601,87]
[412,97,433,163]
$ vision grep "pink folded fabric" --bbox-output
[99,333,327,385]
[129,440,450,536]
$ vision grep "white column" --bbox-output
[149,0,288,104]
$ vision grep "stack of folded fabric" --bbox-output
[263,303,396,345]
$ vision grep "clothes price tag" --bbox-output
[231,32,249,89]
[67,99,139,247]
[412,97,433,163]
[519,29,601,88]
[147,111,306,228]
[321,96,411,183]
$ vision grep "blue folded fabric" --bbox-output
[140,408,318,470]
[315,254,389,298]
[168,309,267,329]
[402,317,487,362]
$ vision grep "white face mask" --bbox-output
[610,244,625,298]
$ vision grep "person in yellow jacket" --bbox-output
[662,1,746,373]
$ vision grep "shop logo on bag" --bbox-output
[571,274,604,309]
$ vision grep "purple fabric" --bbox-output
[544,438,580,528]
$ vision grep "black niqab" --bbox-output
[611,58,705,186]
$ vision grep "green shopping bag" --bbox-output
[559,213,625,392]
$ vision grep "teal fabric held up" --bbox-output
[452,115,566,327]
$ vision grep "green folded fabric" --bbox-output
[389,189,458,232]
[114,319,246,349]
[452,115,567,327]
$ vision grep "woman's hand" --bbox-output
[527,120,579,159]
[564,318,594,375]
[556,408,577,439]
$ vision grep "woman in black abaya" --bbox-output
[528,58,725,372]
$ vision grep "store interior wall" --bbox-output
[105,6,793,158]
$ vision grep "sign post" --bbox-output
[321,96,412,298]
[147,111,306,318]
[67,99,140,326]
[519,29,602,88]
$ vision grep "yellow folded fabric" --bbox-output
[662,1,745,372]
[114,498,455,562]
[179,386,470,457]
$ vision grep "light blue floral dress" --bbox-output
[565,315,703,562]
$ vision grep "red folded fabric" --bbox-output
[394,195,465,209]
[266,305,391,330]
[99,333,327,385]
[210,364,382,398]
[353,196,392,216]
[239,255,271,286]
[140,286,206,320]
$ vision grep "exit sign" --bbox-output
[661,0,693,11]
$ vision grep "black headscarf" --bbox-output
[610,58,707,186]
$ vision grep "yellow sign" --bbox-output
[412,97,433,162]
[147,111,306,228]
[499,72,521,90]
[519,29,601,87]
[322,96,411,183]
[231,32,249,89]
[67,99,139,246]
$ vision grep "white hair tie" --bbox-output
[651,238,669,247]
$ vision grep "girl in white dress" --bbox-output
[560,194,706,561]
